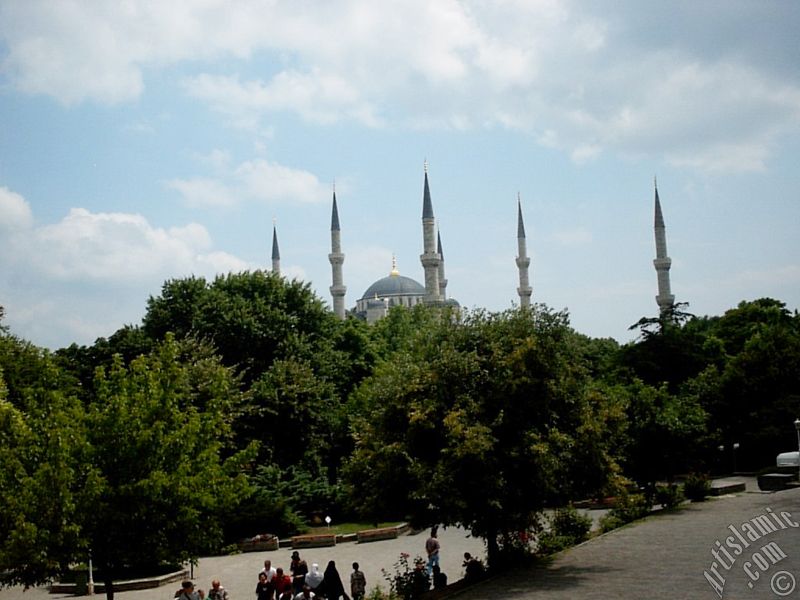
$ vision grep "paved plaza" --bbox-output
[2,478,798,600]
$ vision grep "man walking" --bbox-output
[425,526,440,574]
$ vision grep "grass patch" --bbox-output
[305,522,403,535]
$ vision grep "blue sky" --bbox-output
[1,1,798,349]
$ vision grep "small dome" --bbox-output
[360,274,426,300]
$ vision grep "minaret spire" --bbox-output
[329,187,346,319]
[516,193,532,308]
[653,179,675,316]
[271,219,281,275]
[419,162,441,303]
[437,231,447,300]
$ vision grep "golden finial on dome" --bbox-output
[390,254,399,277]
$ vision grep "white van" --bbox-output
[776,451,799,467]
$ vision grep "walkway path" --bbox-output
[2,478,798,600]
[0,526,484,600]
[457,479,800,599]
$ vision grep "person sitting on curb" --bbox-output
[432,565,447,590]
[462,553,485,582]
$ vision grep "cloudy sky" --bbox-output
[1,1,798,349]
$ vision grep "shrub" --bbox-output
[495,529,535,566]
[550,505,592,542]
[536,505,593,556]
[535,533,574,556]
[683,473,711,502]
[655,484,684,510]
[599,492,651,532]
[381,553,430,600]
[365,587,391,600]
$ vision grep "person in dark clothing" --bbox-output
[256,573,272,600]
[319,561,348,600]
[462,553,485,582]
[431,565,447,590]
[291,551,309,595]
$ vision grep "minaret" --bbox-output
[271,220,281,275]
[437,231,447,300]
[653,178,675,316]
[419,161,442,303]
[328,186,347,319]
[516,193,532,308]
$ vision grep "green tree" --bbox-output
[344,306,621,566]
[712,298,795,356]
[142,271,335,384]
[703,318,800,469]
[0,337,89,588]
[620,380,708,487]
[82,335,255,600]
[55,325,153,399]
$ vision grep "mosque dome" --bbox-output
[355,259,428,322]
[360,273,426,300]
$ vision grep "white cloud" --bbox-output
[183,71,381,129]
[166,177,238,208]
[29,208,247,282]
[168,158,328,207]
[1,1,799,171]
[0,186,33,230]
[0,187,254,347]
[235,160,327,204]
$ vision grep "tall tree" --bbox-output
[82,335,255,600]
[345,306,621,565]
[142,271,335,384]
[0,360,88,588]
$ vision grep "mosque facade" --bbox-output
[269,166,673,323]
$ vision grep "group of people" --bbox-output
[175,552,366,600]
[256,553,366,600]
[175,528,484,600]
[176,579,230,600]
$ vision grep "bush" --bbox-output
[495,530,534,566]
[683,473,711,502]
[381,553,430,600]
[365,587,390,600]
[550,505,592,542]
[535,534,572,555]
[599,492,651,532]
[655,484,684,510]
[536,505,593,556]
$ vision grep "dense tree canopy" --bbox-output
[84,336,255,599]
[345,307,623,564]
[0,331,254,596]
[0,352,88,588]
[2,289,799,583]
[142,272,335,384]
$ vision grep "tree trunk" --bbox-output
[485,529,499,571]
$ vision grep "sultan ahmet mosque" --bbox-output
[268,163,675,323]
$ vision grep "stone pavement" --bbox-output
[3,478,798,600]
[0,526,484,600]
[457,478,800,600]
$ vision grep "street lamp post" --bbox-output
[87,550,94,596]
